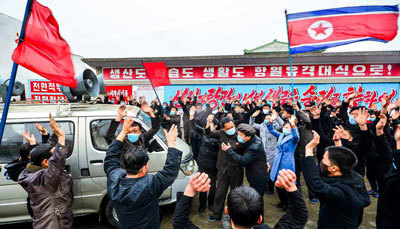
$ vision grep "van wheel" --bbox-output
[105,199,120,228]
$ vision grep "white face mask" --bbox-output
[263,109,270,114]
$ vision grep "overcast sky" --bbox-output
[0,0,399,58]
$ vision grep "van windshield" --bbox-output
[137,111,167,144]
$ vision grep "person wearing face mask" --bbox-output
[267,113,299,212]
[105,103,160,153]
[253,104,272,124]
[205,116,244,222]
[280,105,294,121]
[249,109,284,194]
[300,131,370,229]
[222,123,268,221]
[164,106,182,138]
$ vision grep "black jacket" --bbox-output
[189,119,218,171]
[374,134,400,229]
[205,127,243,176]
[105,117,160,152]
[178,96,196,118]
[226,136,267,187]
[300,156,371,229]
[104,140,182,229]
[173,189,308,229]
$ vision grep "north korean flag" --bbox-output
[287,5,399,54]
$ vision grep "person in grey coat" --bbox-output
[250,110,284,168]
[18,114,73,229]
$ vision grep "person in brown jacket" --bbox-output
[18,113,73,229]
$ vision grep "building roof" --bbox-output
[244,39,290,54]
[82,51,400,69]
[243,39,325,54]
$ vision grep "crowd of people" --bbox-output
[6,89,400,229]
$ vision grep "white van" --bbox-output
[0,103,194,227]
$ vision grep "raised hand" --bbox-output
[310,105,322,119]
[270,110,278,122]
[49,113,65,145]
[345,91,359,103]
[355,108,369,129]
[381,95,389,108]
[164,124,178,148]
[117,105,126,121]
[49,113,64,137]
[252,110,260,118]
[141,102,152,114]
[184,172,211,197]
[306,130,320,153]
[22,131,36,145]
[121,116,134,134]
[376,114,387,136]
[35,123,47,135]
[275,169,297,192]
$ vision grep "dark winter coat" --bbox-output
[300,156,371,229]
[18,143,73,229]
[226,136,268,189]
[104,140,182,229]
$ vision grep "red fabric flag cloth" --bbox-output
[142,62,170,87]
[12,0,76,88]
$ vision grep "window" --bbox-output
[90,119,164,152]
[0,121,75,164]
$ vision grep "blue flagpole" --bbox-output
[0,0,34,145]
[284,9,297,115]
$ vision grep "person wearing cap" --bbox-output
[222,123,268,222]
[18,114,73,229]
[221,123,268,197]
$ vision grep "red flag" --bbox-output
[142,62,170,87]
[12,0,76,88]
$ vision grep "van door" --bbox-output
[84,117,170,196]
[0,118,82,224]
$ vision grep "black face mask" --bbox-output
[319,161,330,177]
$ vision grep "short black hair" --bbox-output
[282,106,294,115]
[19,142,32,161]
[325,146,358,176]
[263,104,271,109]
[121,147,149,175]
[227,186,262,227]
[170,106,178,111]
[131,121,142,130]
[30,144,53,166]
[220,116,233,129]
